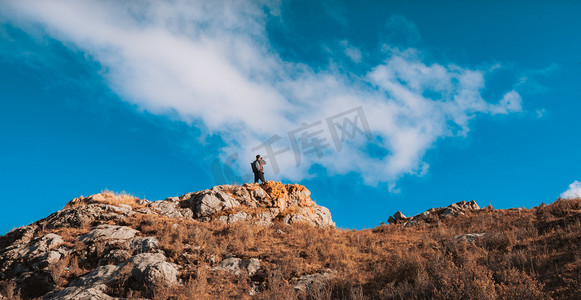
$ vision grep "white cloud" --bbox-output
[1,0,524,188]
[535,108,547,118]
[340,40,362,63]
[561,181,581,199]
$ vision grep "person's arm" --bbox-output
[260,159,267,165]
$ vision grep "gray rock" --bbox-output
[417,211,431,219]
[78,225,139,243]
[439,207,456,218]
[129,237,159,253]
[44,285,117,299]
[42,250,62,265]
[149,200,193,219]
[60,252,177,297]
[128,253,179,286]
[39,204,131,229]
[227,211,249,224]
[99,249,131,265]
[3,225,37,245]
[403,219,421,227]
[455,233,486,243]
[313,206,335,227]
[69,265,119,287]
[0,233,63,273]
[216,211,250,224]
[185,187,240,219]
[293,269,336,292]
[175,183,335,228]
[214,257,261,276]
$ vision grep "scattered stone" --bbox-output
[214,257,261,276]
[455,233,486,243]
[293,269,336,292]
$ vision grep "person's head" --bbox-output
[256,155,261,160]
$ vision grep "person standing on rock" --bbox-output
[251,155,267,183]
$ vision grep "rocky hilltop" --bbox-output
[64,181,334,228]
[1,183,580,299]
[0,182,334,299]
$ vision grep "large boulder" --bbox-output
[127,252,179,287]
[177,182,335,227]
[50,182,335,228]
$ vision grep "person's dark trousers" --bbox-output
[254,171,265,183]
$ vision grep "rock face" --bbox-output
[388,200,480,227]
[159,182,335,227]
[0,233,65,298]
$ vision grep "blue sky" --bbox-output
[1,0,580,234]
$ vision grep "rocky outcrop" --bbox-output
[0,182,335,299]
[25,182,333,232]
[0,233,66,298]
[388,200,481,227]
[156,182,335,228]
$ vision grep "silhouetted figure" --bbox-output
[251,155,267,183]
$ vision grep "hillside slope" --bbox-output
[0,182,579,299]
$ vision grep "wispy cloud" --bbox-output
[340,40,362,63]
[561,181,581,199]
[1,0,523,187]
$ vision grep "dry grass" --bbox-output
[64,190,145,210]
[2,198,580,299]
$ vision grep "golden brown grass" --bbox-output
[64,190,145,210]
[2,198,580,299]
